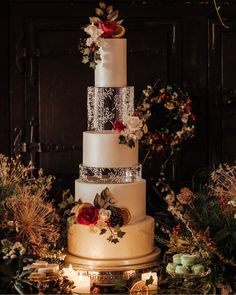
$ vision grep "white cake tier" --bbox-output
[67,216,155,260]
[95,39,127,87]
[83,131,138,168]
[75,179,146,224]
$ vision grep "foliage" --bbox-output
[154,164,236,294]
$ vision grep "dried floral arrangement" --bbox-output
[70,187,131,243]
[80,1,125,69]
[153,164,236,294]
[0,154,71,294]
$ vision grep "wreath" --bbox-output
[135,80,196,158]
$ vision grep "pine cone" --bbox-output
[107,206,124,227]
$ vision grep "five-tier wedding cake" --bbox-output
[66,5,160,271]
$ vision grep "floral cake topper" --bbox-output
[71,188,131,244]
[80,1,126,69]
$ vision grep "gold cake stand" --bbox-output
[64,248,161,290]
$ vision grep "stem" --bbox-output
[213,0,229,29]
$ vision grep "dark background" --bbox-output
[1,0,236,194]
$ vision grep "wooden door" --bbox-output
[10,1,183,191]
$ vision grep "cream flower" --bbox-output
[124,116,143,132]
[84,24,103,41]
[99,208,111,222]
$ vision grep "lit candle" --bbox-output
[63,266,91,293]
[73,272,91,294]
[141,272,158,290]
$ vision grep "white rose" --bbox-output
[86,37,93,47]
[84,24,103,40]
[134,130,143,140]
[124,116,143,132]
[99,208,111,222]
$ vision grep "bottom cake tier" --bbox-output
[67,216,156,262]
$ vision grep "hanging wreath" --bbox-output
[135,80,196,157]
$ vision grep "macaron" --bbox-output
[181,254,197,267]
[191,264,205,274]
[173,253,182,265]
[175,265,189,275]
[166,263,176,273]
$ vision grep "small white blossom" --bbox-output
[84,24,103,42]
[99,208,111,222]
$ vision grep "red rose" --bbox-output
[77,206,99,225]
[98,21,118,38]
[191,114,196,121]
[113,119,125,132]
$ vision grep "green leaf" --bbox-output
[106,5,113,14]
[117,230,126,238]
[111,238,119,244]
[89,16,101,24]
[145,275,154,286]
[14,282,24,295]
[117,19,124,25]
[107,10,119,22]
[100,228,107,235]
[95,8,104,17]
[94,193,104,209]
[107,235,113,242]
[89,61,96,69]
[99,1,106,9]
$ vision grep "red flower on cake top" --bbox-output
[80,1,125,69]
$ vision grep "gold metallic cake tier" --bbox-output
[65,247,161,271]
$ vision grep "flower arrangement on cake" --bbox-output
[113,115,148,148]
[153,164,236,294]
[80,1,125,69]
[70,187,131,243]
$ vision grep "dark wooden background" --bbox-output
[1,0,236,194]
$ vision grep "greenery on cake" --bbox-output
[71,187,131,244]
[80,1,126,69]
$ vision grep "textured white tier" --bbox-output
[95,39,127,87]
[75,179,146,224]
[67,216,155,260]
[83,131,138,168]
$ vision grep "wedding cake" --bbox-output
[66,5,160,270]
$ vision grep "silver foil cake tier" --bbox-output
[87,86,134,131]
[79,164,142,184]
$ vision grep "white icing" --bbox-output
[83,131,138,168]
[67,216,155,260]
[75,179,146,223]
[95,39,127,87]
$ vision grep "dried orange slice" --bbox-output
[112,25,126,38]
[121,208,131,225]
[130,280,149,294]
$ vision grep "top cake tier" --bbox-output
[95,39,127,87]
